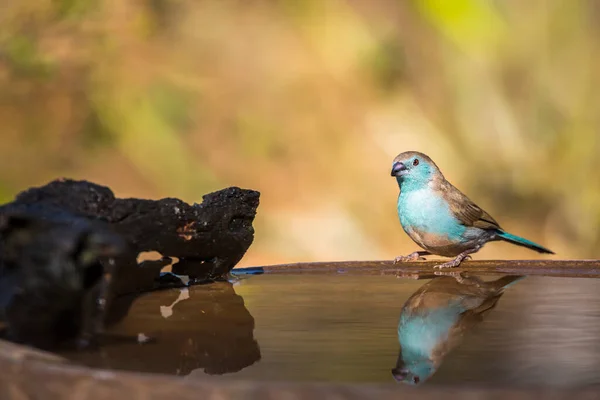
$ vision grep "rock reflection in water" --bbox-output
[392,273,524,385]
[62,281,261,376]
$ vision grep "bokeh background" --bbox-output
[1,0,599,266]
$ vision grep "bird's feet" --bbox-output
[394,271,421,279]
[393,251,430,264]
[433,270,471,283]
[433,249,477,269]
[434,254,470,269]
[434,270,466,282]
[434,270,485,287]
[433,259,462,269]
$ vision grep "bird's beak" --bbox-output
[391,162,407,177]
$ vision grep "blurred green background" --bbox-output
[0,0,598,266]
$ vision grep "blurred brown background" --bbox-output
[1,0,598,266]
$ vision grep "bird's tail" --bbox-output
[496,230,554,254]
[489,275,526,291]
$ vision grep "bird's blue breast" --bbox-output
[397,187,466,242]
[398,306,462,360]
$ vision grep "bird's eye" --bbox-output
[413,159,419,166]
[413,376,420,384]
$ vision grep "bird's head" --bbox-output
[390,151,441,186]
[391,359,435,385]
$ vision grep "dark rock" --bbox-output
[0,179,259,349]
[0,213,124,350]
[1,179,260,295]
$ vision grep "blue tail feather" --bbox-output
[496,231,554,254]
[493,275,526,290]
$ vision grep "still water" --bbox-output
[62,272,600,387]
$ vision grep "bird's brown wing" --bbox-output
[438,179,501,231]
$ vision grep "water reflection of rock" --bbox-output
[392,273,524,385]
[63,281,260,376]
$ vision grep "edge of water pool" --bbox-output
[2,344,600,399]
[234,259,600,278]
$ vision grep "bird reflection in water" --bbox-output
[392,272,524,385]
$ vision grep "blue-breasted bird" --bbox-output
[390,151,553,268]
[391,273,524,385]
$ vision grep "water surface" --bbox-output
[62,272,600,387]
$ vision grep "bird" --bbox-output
[390,151,553,269]
[391,273,524,385]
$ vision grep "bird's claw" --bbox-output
[433,260,461,269]
[434,271,484,287]
[434,270,468,284]
[394,256,423,264]
[433,251,474,269]
[434,270,463,277]
[395,271,421,279]
[393,252,426,264]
